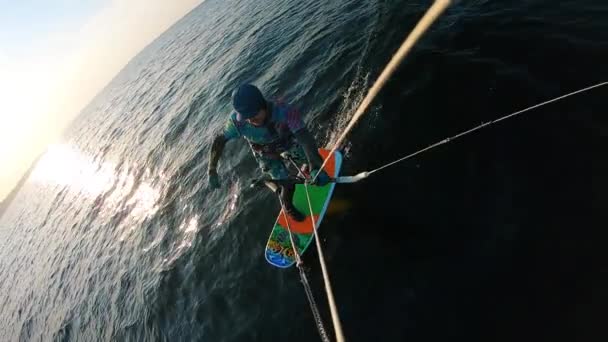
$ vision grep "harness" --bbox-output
[249,133,296,158]
[231,114,296,159]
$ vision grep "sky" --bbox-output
[0,0,203,201]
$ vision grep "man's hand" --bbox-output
[311,168,330,186]
[208,169,220,189]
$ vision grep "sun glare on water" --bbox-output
[31,144,162,220]
[32,144,113,195]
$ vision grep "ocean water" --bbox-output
[1,0,607,341]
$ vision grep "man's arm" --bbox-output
[294,127,323,169]
[207,134,227,189]
[207,114,241,189]
[208,134,227,173]
[286,105,330,185]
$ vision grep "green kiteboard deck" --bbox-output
[264,149,342,268]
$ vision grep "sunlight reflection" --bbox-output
[215,181,240,227]
[182,215,199,234]
[31,144,161,221]
[159,215,200,268]
[32,144,114,195]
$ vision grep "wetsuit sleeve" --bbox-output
[222,118,241,141]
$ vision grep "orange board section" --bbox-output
[318,148,337,177]
[277,213,320,234]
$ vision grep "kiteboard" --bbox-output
[264,148,342,268]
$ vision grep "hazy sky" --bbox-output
[0,0,203,201]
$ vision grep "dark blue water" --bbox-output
[1,0,606,341]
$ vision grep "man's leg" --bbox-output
[258,156,305,222]
[279,181,305,221]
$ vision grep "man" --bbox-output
[207,83,330,221]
